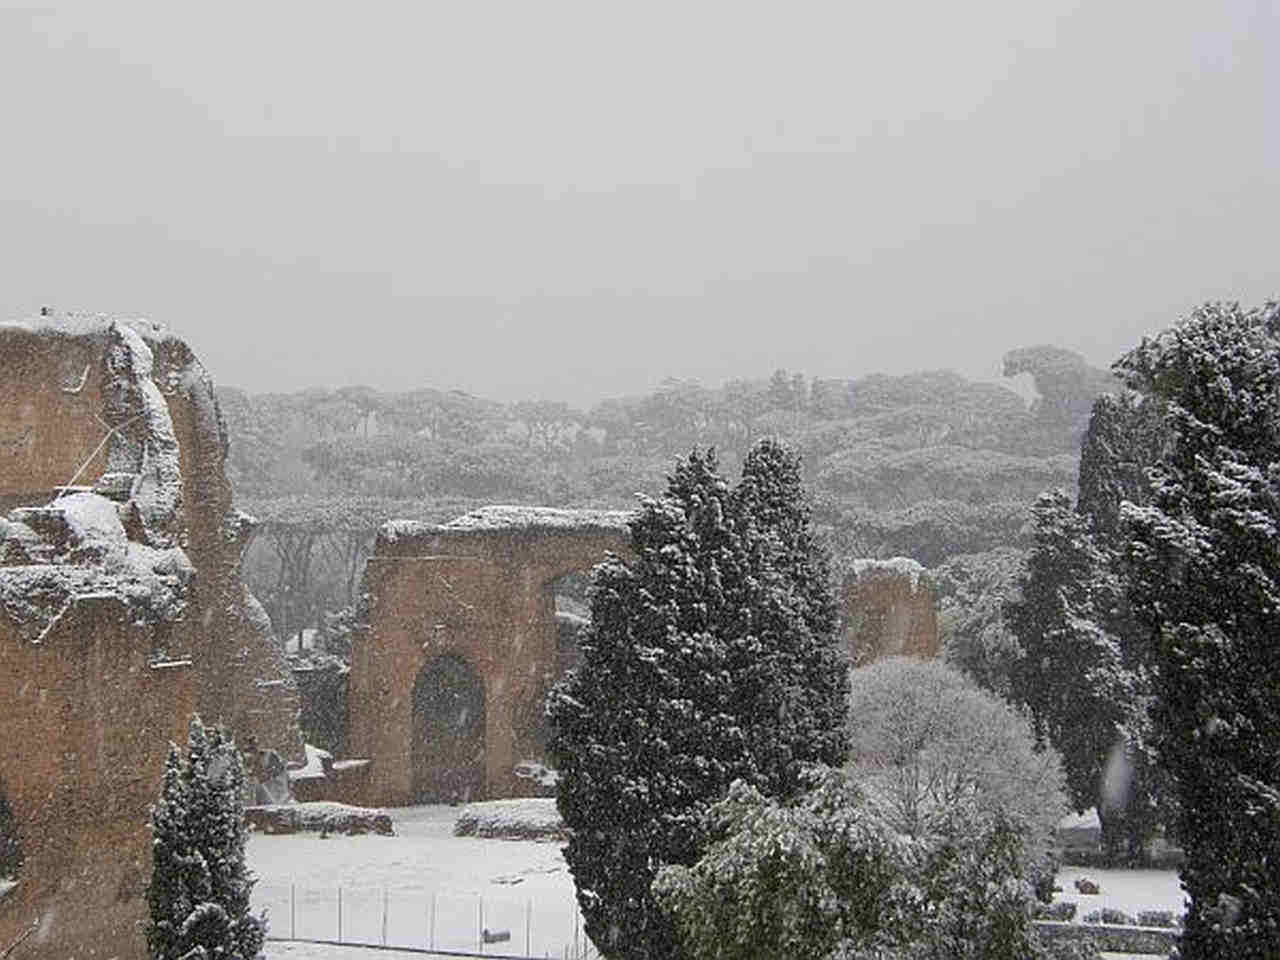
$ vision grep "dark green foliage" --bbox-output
[0,779,20,882]
[935,546,1027,694]
[1115,301,1280,960]
[654,769,1048,960]
[1082,908,1136,926]
[292,655,349,755]
[1075,392,1166,535]
[147,715,265,960]
[1035,901,1078,922]
[547,444,848,960]
[1005,491,1121,816]
[1003,484,1168,862]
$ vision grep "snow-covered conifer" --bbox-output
[1117,301,1280,959]
[147,715,265,960]
[548,443,848,960]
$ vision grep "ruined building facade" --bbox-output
[0,316,300,959]
[346,506,632,805]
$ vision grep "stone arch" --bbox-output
[411,653,486,804]
[347,506,634,804]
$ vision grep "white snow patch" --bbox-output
[55,492,128,546]
[382,506,634,543]
[444,505,633,533]
[285,628,319,653]
[3,311,166,339]
[289,744,331,781]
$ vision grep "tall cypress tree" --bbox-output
[1117,301,1280,959]
[147,715,265,960]
[548,443,847,960]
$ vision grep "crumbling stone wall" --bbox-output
[840,557,941,664]
[0,595,196,959]
[0,314,301,958]
[347,507,632,805]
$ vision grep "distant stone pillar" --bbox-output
[839,558,940,665]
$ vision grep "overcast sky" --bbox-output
[1,3,1275,406]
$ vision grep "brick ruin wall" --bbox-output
[839,557,941,664]
[0,597,194,959]
[342,515,945,808]
[346,507,632,805]
[0,316,301,959]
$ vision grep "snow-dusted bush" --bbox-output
[1082,908,1135,926]
[1034,901,1078,922]
[453,798,566,841]
[654,767,1055,960]
[846,656,1068,888]
[147,716,265,960]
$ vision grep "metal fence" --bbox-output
[254,882,600,959]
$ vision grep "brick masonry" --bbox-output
[0,316,301,959]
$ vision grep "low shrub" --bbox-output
[1081,907,1135,926]
[1135,909,1179,928]
[1033,901,1077,922]
[453,798,566,841]
[655,768,1046,960]
[1036,941,1104,960]
[1031,849,1061,904]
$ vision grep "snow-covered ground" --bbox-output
[251,804,1182,959]
[249,804,592,957]
[1053,865,1185,919]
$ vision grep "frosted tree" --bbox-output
[548,443,848,960]
[147,715,265,960]
[1004,490,1151,858]
[1117,301,1280,959]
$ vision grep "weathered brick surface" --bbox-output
[0,595,195,959]
[0,316,301,959]
[840,558,940,663]
[347,509,631,805]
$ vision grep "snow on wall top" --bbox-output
[3,310,168,341]
[850,557,930,592]
[382,505,635,543]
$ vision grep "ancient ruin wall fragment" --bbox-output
[348,506,633,805]
[840,557,941,664]
[0,313,300,959]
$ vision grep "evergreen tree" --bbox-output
[547,444,848,960]
[1116,301,1280,959]
[1076,391,1166,535]
[147,715,265,960]
[1005,492,1121,827]
[1005,391,1176,862]
[735,439,848,785]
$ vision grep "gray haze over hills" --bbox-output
[1,2,1275,406]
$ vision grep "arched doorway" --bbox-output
[411,655,486,804]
